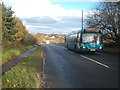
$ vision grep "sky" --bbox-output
[2,0,102,34]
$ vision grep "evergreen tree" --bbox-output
[2,3,18,41]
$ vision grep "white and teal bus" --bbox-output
[65,28,103,52]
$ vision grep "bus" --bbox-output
[65,28,103,52]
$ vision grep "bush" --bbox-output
[21,34,37,46]
[103,42,117,48]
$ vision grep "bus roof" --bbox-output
[66,28,102,36]
[79,28,102,33]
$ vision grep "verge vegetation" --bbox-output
[103,42,119,54]
[1,3,37,64]
[2,45,35,64]
[2,46,44,88]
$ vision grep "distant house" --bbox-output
[45,35,48,37]
[50,36,56,39]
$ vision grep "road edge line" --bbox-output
[81,55,110,69]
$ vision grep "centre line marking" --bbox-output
[81,55,109,69]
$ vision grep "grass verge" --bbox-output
[2,45,35,64]
[54,43,65,46]
[2,46,44,88]
[103,47,119,54]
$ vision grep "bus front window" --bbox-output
[82,33,101,44]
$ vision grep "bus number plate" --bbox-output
[90,49,95,51]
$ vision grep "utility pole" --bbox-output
[82,10,83,29]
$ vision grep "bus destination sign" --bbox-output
[85,29,100,33]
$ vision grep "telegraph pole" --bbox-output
[82,10,83,29]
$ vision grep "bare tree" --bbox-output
[85,2,120,44]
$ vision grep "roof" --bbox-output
[66,28,102,36]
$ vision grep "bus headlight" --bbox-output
[83,47,86,48]
[99,47,102,49]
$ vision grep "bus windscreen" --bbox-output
[82,33,101,44]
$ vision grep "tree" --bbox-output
[85,2,120,44]
[14,17,28,45]
[0,4,2,45]
[22,34,37,45]
[2,3,18,41]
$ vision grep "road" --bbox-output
[43,44,118,88]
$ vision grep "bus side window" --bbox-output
[78,33,81,38]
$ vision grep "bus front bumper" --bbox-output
[79,48,102,52]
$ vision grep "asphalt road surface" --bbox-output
[43,44,118,88]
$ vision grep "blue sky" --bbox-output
[52,2,98,10]
[3,0,98,34]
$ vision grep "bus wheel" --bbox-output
[67,45,68,48]
[67,45,69,50]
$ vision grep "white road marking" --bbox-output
[81,55,109,69]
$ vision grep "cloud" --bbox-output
[22,16,83,34]
[3,0,94,34]
[28,27,81,34]
[3,0,85,18]
[26,25,53,29]
[22,16,82,27]
[3,0,63,18]
[22,16,58,25]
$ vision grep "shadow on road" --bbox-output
[67,49,100,55]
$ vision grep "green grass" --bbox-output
[103,47,120,54]
[59,43,65,46]
[2,46,44,88]
[55,43,65,46]
[2,45,35,64]
[0,77,2,90]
